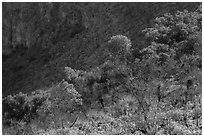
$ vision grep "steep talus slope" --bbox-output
[2,2,200,96]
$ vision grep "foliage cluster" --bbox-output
[140,6,202,82]
[2,81,83,134]
[2,91,48,125]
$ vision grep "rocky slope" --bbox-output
[2,2,200,96]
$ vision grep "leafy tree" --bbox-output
[107,35,132,62]
[37,81,82,129]
[140,5,201,82]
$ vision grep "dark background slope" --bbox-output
[2,2,200,96]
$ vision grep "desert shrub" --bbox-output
[143,7,201,49]
[135,6,202,111]
[141,6,201,81]
[64,67,79,83]
[3,93,28,124]
[36,81,83,129]
[71,110,126,135]
[2,121,35,135]
[63,57,133,108]
[64,66,101,107]
[107,35,132,61]
[2,91,48,125]
[2,81,83,133]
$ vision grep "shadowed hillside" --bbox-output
[2,2,200,96]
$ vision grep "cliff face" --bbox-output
[2,3,85,54]
[2,2,200,96]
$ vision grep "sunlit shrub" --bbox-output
[2,91,48,125]
[107,35,132,61]
[37,81,83,129]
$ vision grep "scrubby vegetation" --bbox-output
[2,4,202,135]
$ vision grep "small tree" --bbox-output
[141,5,201,81]
[42,81,82,129]
[107,35,132,62]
